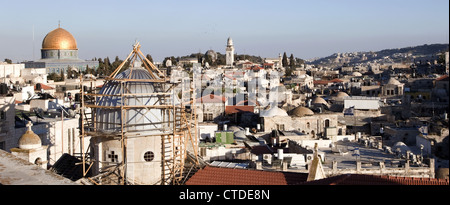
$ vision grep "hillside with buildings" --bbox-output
[309,43,449,68]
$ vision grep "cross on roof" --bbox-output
[26,121,33,131]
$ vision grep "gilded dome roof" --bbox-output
[42,27,78,50]
[18,122,42,150]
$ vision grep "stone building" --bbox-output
[382,77,404,97]
[261,106,340,140]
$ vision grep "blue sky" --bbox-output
[0,0,448,62]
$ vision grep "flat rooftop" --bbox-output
[321,141,420,170]
[0,150,78,185]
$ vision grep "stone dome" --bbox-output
[335,91,349,98]
[351,72,362,76]
[42,27,78,50]
[259,106,288,117]
[95,62,173,133]
[387,77,402,85]
[331,91,349,101]
[312,96,328,105]
[290,106,314,117]
[18,122,41,150]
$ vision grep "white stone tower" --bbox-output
[226,37,235,67]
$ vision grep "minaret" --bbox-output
[226,37,235,67]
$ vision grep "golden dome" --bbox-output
[42,27,77,50]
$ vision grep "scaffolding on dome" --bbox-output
[77,42,201,185]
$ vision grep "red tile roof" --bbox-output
[301,174,449,185]
[236,99,260,106]
[436,75,449,81]
[196,94,226,103]
[186,167,449,185]
[329,78,343,83]
[225,105,254,114]
[185,166,308,185]
[314,80,329,85]
[34,83,54,90]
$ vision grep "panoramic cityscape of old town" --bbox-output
[0,1,448,193]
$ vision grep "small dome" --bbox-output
[312,96,328,105]
[290,106,314,117]
[393,141,411,154]
[336,91,349,98]
[259,106,288,117]
[19,122,41,150]
[387,77,402,85]
[351,72,362,76]
[331,91,349,101]
[227,37,233,46]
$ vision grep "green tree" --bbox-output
[60,69,65,81]
[4,58,12,64]
[146,54,154,63]
[289,54,295,68]
[282,52,288,67]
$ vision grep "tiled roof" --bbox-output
[186,167,449,185]
[301,174,449,185]
[196,94,226,103]
[314,80,329,85]
[225,105,254,114]
[330,78,343,83]
[436,75,449,81]
[34,83,54,90]
[185,166,308,185]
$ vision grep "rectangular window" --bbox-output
[203,113,214,121]
[0,110,6,120]
[0,141,5,150]
[276,124,285,131]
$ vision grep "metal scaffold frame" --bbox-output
[78,42,199,185]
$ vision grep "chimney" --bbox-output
[256,161,262,170]
[429,158,435,178]
[282,160,288,171]
[278,148,284,160]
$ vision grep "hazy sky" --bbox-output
[1,0,448,62]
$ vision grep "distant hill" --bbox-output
[309,43,449,66]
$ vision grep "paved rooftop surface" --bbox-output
[0,150,78,185]
[321,141,422,170]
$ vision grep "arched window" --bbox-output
[325,119,330,128]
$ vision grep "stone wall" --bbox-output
[325,159,435,178]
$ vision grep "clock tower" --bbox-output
[226,37,234,67]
